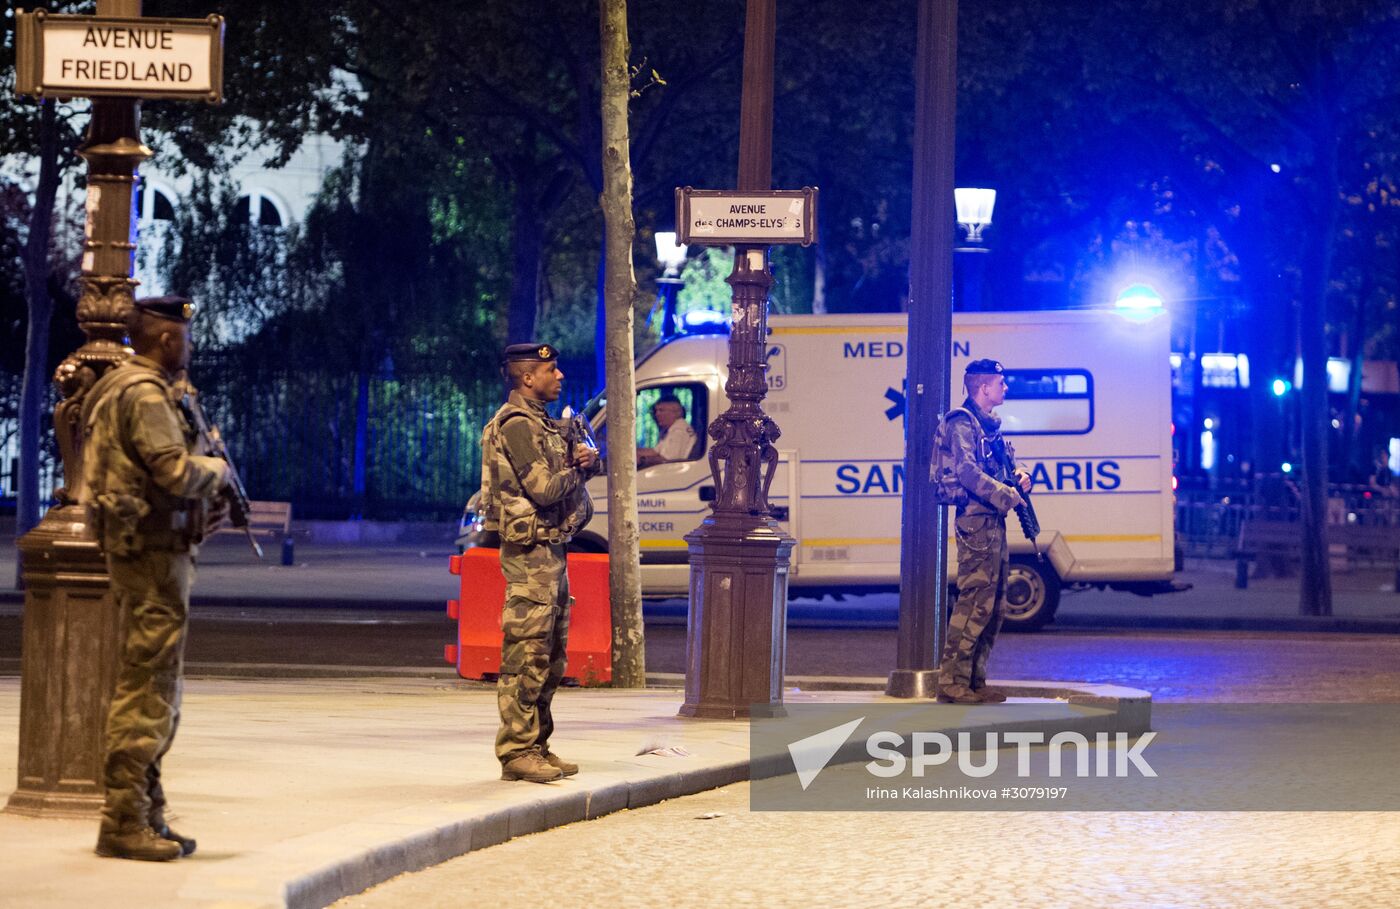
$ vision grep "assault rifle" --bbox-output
[176,391,264,559]
[559,405,601,470]
[994,438,1043,560]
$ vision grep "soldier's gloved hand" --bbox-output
[205,497,230,534]
[573,444,598,471]
[1015,470,1032,493]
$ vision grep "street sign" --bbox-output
[14,11,225,103]
[676,186,818,246]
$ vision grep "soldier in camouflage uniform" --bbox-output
[478,342,600,783]
[81,296,229,861]
[936,359,1031,705]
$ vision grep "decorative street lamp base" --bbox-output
[679,512,794,719]
[886,668,940,700]
[5,504,120,819]
[5,790,105,819]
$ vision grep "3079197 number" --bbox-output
[1005,787,1068,799]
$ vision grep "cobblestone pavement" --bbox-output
[339,779,1400,909]
[335,635,1400,909]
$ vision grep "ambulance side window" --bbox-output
[636,383,707,461]
[1000,369,1094,435]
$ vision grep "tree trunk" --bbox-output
[595,235,607,387]
[1233,168,1291,581]
[599,0,645,687]
[1341,276,1369,481]
[1297,146,1338,617]
[507,183,544,343]
[505,156,574,344]
[17,99,61,565]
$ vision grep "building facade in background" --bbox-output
[1,129,346,509]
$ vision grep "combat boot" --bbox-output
[542,750,579,777]
[150,812,197,856]
[972,686,1008,703]
[95,825,183,862]
[935,683,982,705]
[501,749,564,783]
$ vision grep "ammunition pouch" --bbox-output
[500,497,562,545]
[499,493,592,547]
[93,493,151,557]
[500,509,541,546]
[92,494,202,555]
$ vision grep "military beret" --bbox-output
[503,342,559,363]
[133,295,195,323]
[964,358,1004,375]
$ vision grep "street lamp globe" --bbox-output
[954,187,996,246]
[655,231,688,277]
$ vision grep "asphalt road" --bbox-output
[5,606,1400,702]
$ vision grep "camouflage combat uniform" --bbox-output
[937,398,1022,693]
[81,355,227,843]
[479,390,597,765]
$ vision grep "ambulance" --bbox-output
[493,309,1178,630]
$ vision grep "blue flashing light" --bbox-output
[1113,283,1164,321]
[681,309,729,333]
[1281,461,1293,474]
[1271,378,1291,397]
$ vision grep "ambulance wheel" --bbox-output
[1002,557,1060,631]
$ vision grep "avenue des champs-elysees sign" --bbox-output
[14,10,225,102]
[676,186,818,247]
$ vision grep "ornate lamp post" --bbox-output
[8,0,223,815]
[679,0,796,719]
[9,14,151,817]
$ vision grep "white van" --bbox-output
[479,310,1179,630]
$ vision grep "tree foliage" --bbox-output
[6,0,1400,532]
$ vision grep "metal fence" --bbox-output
[2,357,603,523]
[190,357,596,521]
[0,373,60,511]
[1175,478,1400,560]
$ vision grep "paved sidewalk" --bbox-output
[0,676,1147,909]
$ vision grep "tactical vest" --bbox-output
[930,406,1010,507]
[80,364,203,555]
[480,399,592,546]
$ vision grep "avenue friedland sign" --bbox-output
[676,186,819,246]
[14,11,225,102]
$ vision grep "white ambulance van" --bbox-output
[563,309,1176,630]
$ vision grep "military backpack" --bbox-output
[929,406,984,507]
[79,370,167,554]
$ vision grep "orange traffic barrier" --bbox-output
[446,548,612,685]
